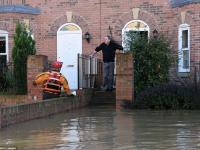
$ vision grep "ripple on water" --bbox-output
[1,109,200,149]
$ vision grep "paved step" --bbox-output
[93,90,116,98]
[90,90,116,106]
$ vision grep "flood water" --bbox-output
[1,107,200,150]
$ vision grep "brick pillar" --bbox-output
[27,55,48,102]
[116,53,134,109]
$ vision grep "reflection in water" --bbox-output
[1,107,200,149]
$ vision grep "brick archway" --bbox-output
[49,14,89,36]
[112,10,160,38]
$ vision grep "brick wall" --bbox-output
[27,55,48,101]
[0,89,93,128]
[116,53,134,109]
[0,0,199,81]
[0,95,28,106]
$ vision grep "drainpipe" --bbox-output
[99,0,102,43]
[77,53,80,89]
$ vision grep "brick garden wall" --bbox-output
[0,89,92,128]
[0,95,28,106]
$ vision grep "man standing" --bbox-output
[33,61,73,99]
[92,36,123,91]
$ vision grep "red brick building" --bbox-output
[0,0,200,89]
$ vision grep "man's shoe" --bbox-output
[101,86,107,91]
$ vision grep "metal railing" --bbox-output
[0,62,16,94]
[78,54,103,89]
[170,63,200,90]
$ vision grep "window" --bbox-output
[122,20,149,51]
[60,24,80,31]
[0,31,8,67]
[178,24,190,72]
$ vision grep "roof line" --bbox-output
[0,5,41,15]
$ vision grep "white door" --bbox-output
[57,23,82,90]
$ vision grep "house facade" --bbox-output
[0,0,200,88]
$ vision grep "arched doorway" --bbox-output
[57,23,82,90]
[122,20,150,51]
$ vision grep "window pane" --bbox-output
[123,31,148,51]
[182,30,188,48]
[126,21,148,30]
[183,50,189,69]
[60,24,80,31]
[0,36,6,53]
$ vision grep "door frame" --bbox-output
[56,23,82,90]
[57,23,82,58]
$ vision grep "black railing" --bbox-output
[170,63,200,90]
[78,54,103,89]
[0,62,16,94]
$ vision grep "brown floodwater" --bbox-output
[0,106,200,150]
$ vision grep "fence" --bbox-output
[0,62,16,94]
[78,54,103,89]
[171,63,200,91]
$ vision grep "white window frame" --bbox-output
[0,30,9,63]
[122,20,150,51]
[178,24,190,73]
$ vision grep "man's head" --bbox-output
[51,61,63,72]
[103,36,112,45]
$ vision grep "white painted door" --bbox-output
[57,30,82,90]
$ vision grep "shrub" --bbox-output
[133,83,198,110]
[125,33,173,94]
[12,22,36,94]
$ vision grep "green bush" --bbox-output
[12,22,36,94]
[133,83,198,110]
[125,33,173,94]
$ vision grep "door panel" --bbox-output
[57,32,82,90]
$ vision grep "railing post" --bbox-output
[89,55,92,88]
[77,53,80,90]
[76,53,103,89]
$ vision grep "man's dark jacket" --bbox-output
[95,41,123,62]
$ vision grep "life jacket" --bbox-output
[43,71,62,94]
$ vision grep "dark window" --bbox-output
[0,37,6,53]
[183,50,189,69]
[182,30,188,49]
[129,31,148,39]
[124,30,148,50]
